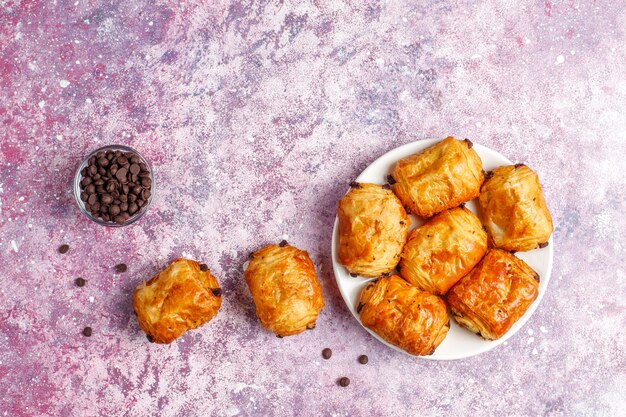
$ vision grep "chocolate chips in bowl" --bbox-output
[73,145,154,226]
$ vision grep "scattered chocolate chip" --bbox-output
[146,334,154,343]
[464,138,473,148]
[200,264,209,271]
[356,302,365,313]
[211,288,222,297]
[459,203,465,208]
[349,181,361,188]
[75,277,86,287]
[485,171,494,179]
[338,377,350,387]
[515,163,525,168]
[399,220,405,225]
[381,184,391,189]
[276,334,283,338]
[322,348,332,359]
[349,273,358,277]
[58,244,69,254]
[534,273,541,283]
[115,263,127,273]
[279,240,288,247]
[358,355,368,364]
[538,242,549,248]
[510,250,516,254]
[386,174,396,185]
[82,327,92,337]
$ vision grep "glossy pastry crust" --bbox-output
[479,164,554,251]
[133,258,222,344]
[447,249,539,340]
[399,207,487,295]
[337,183,410,277]
[358,275,449,356]
[390,137,484,218]
[245,243,324,337]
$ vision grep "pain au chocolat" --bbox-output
[245,242,324,337]
[479,164,553,251]
[337,182,410,277]
[389,137,484,218]
[133,258,222,344]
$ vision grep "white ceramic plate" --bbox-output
[331,139,554,360]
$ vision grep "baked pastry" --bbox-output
[358,275,449,356]
[245,242,324,337]
[133,258,222,344]
[389,137,484,218]
[337,182,410,277]
[479,164,553,251]
[447,249,539,340]
[399,206,487,294]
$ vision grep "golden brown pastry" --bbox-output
[133,258,222,344]
[358,275,449,356]
[245,242,324,337]
[399,206,487,295]
[479,164,553,251]
[337,182,410,277]
[389,137,484,218]
[447,249,539,340]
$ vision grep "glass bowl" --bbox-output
[73,145,155,227]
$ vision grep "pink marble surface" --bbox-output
[1,1,625,416]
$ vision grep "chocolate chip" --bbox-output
[386,174,396,185]
[358,355,368,364]
[146,334,154,343]
[117,156,128,166]
[538,242,549,248]
[75,277,86,287]
[97,157,108,167]
[349,181,361,188]
[115,167,128,182]
[85,184,96,194]
[128,203,138,215]
[80,192,88,202]
[141,189,151,201]
[132,185,142,195]
[211,288,222,297]
[382,184,391,189]
[130,163,140,175]
[338,377,350,387]
[464,138,473,148]
[276,335,284,338]
[140,177,152,188]
[350,273,358,277]
[82,327,92,337]
[81,177,92,187]
[109,205,120,216]
[58,244,69,254]
[200,264,209,271]
[279,240,288,247]
[322,348,332,359]
[101,194,113,204]
[119,202,128,212]
[115,263,127,273]
[515,163,525,168]
[356,302,365,313]
[485,171,494,179]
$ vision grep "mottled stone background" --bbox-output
[1,1,625,416]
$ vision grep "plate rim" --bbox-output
[331,138,554,360]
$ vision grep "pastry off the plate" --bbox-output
[133,258,222,344]
[245,242,324,337]
[358,275,449,356]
